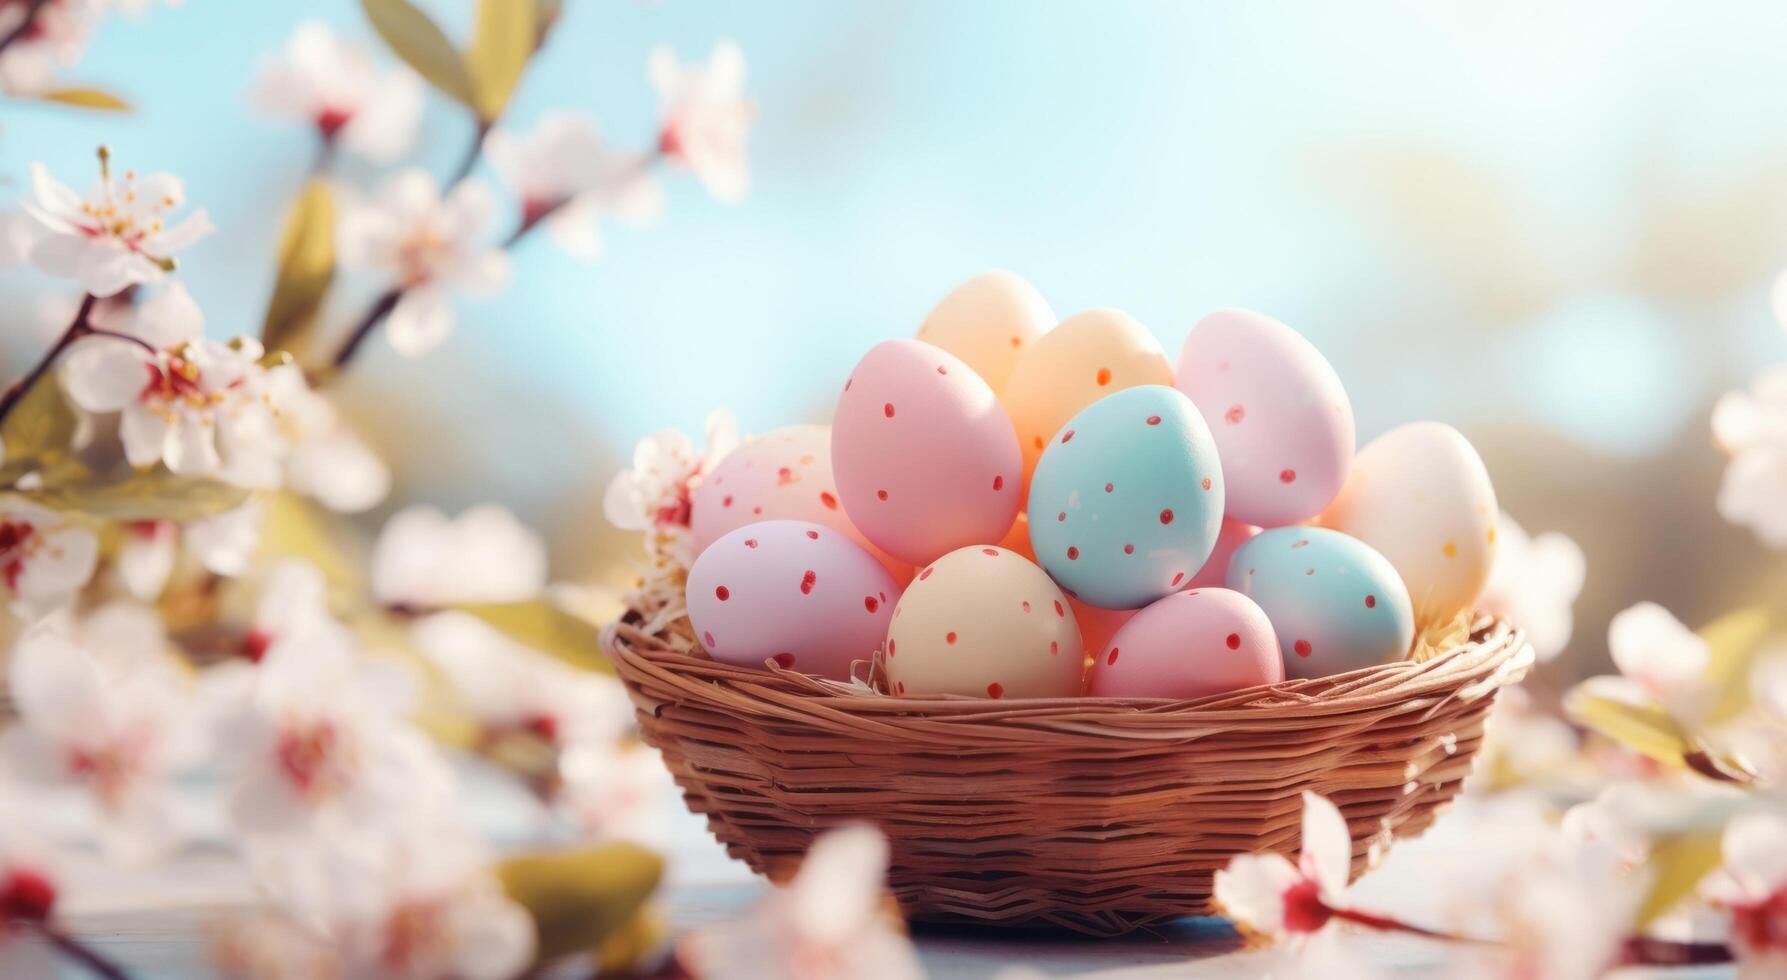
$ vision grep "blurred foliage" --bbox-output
[262,178,335,362]
[498,842,664,965]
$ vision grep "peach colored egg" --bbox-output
[686,520,900,681]
[1001,309,1173,483]
[690,425,912,583]
[998,512,1038,561]
[1088,588,1282,699]
[1318,421,1498,629]
[1186,518,1260,589]
[1175,309,1354,527]
[832,340,1022,566]
[1070,598,1133,670]
[915,271,1055,393]
[886,546,1083,699]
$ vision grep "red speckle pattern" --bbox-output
[722,495,734,507]
[1022,601,1031,612]
[992,475,1004,491]
[1146,415,1161,426]
[703,631,716,647]
[1066,546,1080,560]
[1292,539,1309,549]
[772,653,797,668]
[820,491,839,510]
[1061,429,1076,444]
[1049,640,1058,655]
[800,570,817,595]
[1054,600,1065,617]
[1201,478,1212,491]
[864,596,879,613]
[715,586,731,601]
[888,639,897,656]
[744,538,758,548]
[1107,647,1120,665]
[896,681,906,694]
[1225,404,1245,425]
[1123,544,1135,555]
[883,403,896,418]
[777,466,797,486]
[920,567,934,580]
[1226,633,1241,650]
[1104,482,1114,493]
[1095,367,1112,386]
[805,529,819,539]
[936,365,948,375]
[1280,469,1297,484]
[1057,511,1067,522]
[1170,572,1185,587]
[946,631,958,645]
[876,489,889,501]
[1365,595,1377,609]
[986,683,1005,699]
[1294,639,1312,657]
[982,548,1000,556]
[1160,509,1174,524]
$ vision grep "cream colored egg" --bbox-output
[1001,309,1173,482]
[1318,421,1498,628]
[916,271,1055,393]
[886,546,1084,699]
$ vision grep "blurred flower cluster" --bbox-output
[0,1,757,976]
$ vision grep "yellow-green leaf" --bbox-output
[361,0,476,109]
[262,178,336,359]
[29,88,131,112]
[535,0,564,40]
[467,0,535,120]
[498,843,663,963]
[1565,689,1689,766]
[15,469,252,522]
[0,376,79,475]
[456,599,615,674]
[1635,831,1724,929]
[1700,606,1775,726]
[257,492,367,598]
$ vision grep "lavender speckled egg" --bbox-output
[686,520,900,680]
[1226,527,1414,680]
[832,340,1023,566]
[915,271,1055,393]
[1088,588,1282,699]
[1027,385,1225,610]
[886,546,1083,699]
[689,425,911,582]
[1175,309,1354,527]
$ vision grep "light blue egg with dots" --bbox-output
[1027,385,1224,609]
[1226,526,1414,680]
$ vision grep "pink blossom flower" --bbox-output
[0,500,97,620]
[371,504,546,608]
[485,111,663,260]
[603,408,739,564]
[1706,811,1787,979]
[247,20,423,163]
[0,0,102,96]
[20,155,213,296]
[1477,512,1585,661]
[1214,791,1357,940]
[1712,366,1787,548]
[649,41,755,203]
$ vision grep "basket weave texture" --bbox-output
[605,582,1533,937]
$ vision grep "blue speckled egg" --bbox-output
[1027,385,1224,609]
[1226,526,1414,680]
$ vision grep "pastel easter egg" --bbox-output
[1088,588,1282,699]
[1318,421,1498,628]
[690,425,912,583]
[686,520,900,681]
[998,515,1132,657]
[1027,385,1224,609]
[886,546,1083,699]
[1001,309,1174,483]
[915,271,1055,393]
[1226,527,1414,680]
[833,340,1023,567]
[1185,517,1260,590]
[1175,309,1355,527]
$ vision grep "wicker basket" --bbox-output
[604,579,1533,937]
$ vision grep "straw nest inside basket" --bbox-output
[603,559,1534,936]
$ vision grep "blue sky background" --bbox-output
[7,1,1787,654]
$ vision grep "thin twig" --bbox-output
[1329,906,1498,946]
[82,326,156,354]
[0,0,52,59]
[0,293,97,428]
[328,286,402,371]
[448,121,492,189]
[41,925,135,980]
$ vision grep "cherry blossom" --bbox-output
[20,154,213,297]
[336,169,509,357]
[1459,830,1634,980]
[371,504,546,608]
[265,365,389,513]
[114,520,176,600]
[603,408,739,564]
[1705,810,1787,978]
[485,111,663,260]
[1475,685,1582,791]
[1712,366,1787,548]
[649,40,756,203]
[557,743,671,846]
[63,283,290,487]
[1214,791,1356,941]
[218,625,452,840]
[0,0,102,96]
[1,606,204,863]
[681,824,923,980]
[1592,601,1712,725]
[247,20,423,163]
[1477,512,1585,661]
[186,501,266,577]
[0,500,97,620]
[0,782,61,978]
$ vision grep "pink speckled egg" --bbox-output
[686,520,900,680]
[832,340,1023,566]
[1185,518,1260,589]
[886,546,1083,699]
[1069,599,1133,669]
[1175,309,1354,527]
[689,425,912,583]
[1087,588,1282,699]
[915,271,1055,393]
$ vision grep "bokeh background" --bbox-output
[7,0,1787,682]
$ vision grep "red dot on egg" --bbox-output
[864,596,879,612]
[1057,511,1067,522]
[1022,600,1031,613]
[1365,595,1377,609]
[820,492,838,510]
[884,403,896,418]
[920,567,934,581]
[1033,435,1045,450]
[1225,404,1245,425]
[888,639,896,656]
[1067,546,1080,560]
[1170,572,1185,587]
[744,538,758,548]
[800,570,817,594]
[992,475,1004,491]
[722,495,733,508]
[1009,336,1021,348]
[1107,647,1120,666]
[1280,469,1297,484]
[1123,544,1135,555]
[982,548,999,556]
[987,682,1004,699]
[1160,509,1174,525]
[1292,539,1309,549]
[876,489,889,501]
[1226,633,1241,650]
[715,586,730,601]
[1054,600,1065,617]
[704,631,716,647]
[1294,639,1312,657]
[879,591,887,602]
[1061,429,1075,444]
[896,681,906,694]
[936,365,948,375]
[844,379,852,392]
[773,653,796,668]
[752,506,763,515]
[1201,478,1212,491]
[1095,368,1112,386]
[1146,415,1162,426]
[805,530,819,540]
[946,631,957,645]
[1104,482,1114,493]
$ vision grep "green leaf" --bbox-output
[28,88,132,112]
[361,0,476,109]
[257,492,367,596]
[467,0,535,120]
[1635,831,1724,929]
[1699,606,1775,726]
[1565,689,1690,766]
[261,178,336,359]
[0,375,80,475]
[456,599,615,674]
[15,469,252,522]
[497,843,663,963]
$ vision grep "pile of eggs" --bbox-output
[683,272,1499,701]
